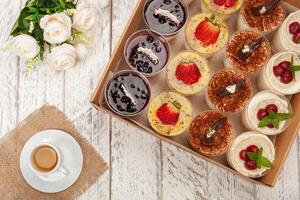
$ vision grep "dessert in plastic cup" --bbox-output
[166,51,210,96]
[104,70,151,117]
[206,69,252,113]
[200,0,244,20]
[237,0,286,35]
[189,110,233,157]
[225,30,271,73]
[185,13,229,57]
[143,0,188,37]
[272,10,300,55]
[242,90,293,135]
[148,91,192,136]
[258,51,300,95]
[124,30,170,77]
[227,131,275,178]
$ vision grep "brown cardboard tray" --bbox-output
[91,0,300,186]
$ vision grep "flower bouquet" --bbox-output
[4,0,97,72]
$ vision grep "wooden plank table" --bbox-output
[0,0,299,199]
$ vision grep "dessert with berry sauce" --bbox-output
[272,10,300,55]
[237,0,286,34]
[148,91,192,136]
[143,0,187,36]
[225,30,271,73]
[242,90,292,135]
[185,13,229,57]
[105,70,151,117]
[166,51,210,96]
[206,69,252,113]
[258,51,300,95]
[124,30,170,77]
[189,110,233,157]
[200,0,244,19]
[227,131,275,178]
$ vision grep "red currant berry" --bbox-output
[266,104,278,113]
[278,61,291,70]
[257,109,268,120]
[292,31,300,44]
[239,149,248,161]
[244,160,257,170]
[280,70,293,84]
[273,65,284,77]
[246,145,259,153]
[289,22,300,34]
[268,123,274,128]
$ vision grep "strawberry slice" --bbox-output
[194,15,220,46]
[156,103,180,126]
[214,0,226,6]
[224,0,237,8]
[175,63,201,85]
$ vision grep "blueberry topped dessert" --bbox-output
[144,0,187,36]
[105,70,151,116]
[125,30,170,76]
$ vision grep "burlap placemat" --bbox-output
[0,105,108,199]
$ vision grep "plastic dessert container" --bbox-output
[104,70,151,117]
[272,10,300,55]
[227,131,275,178]
[124,29,170,77]
[206,69,252,113]
[237,0,286,34]
[185,12,229,57]
[143,0,188,37]
[242,90,293,135]
[200,0,244,20]
[225,30,271,73]
[148,91,192,136]
[166,51,210,96]
[258,51,300,95]
[189,110,233,157]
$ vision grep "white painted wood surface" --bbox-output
[0,0,299,199]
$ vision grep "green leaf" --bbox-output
[257,147,263,157]
[172,101,182,110]
[258,117,273,128]
[247,152,258,161]
[292,65,300,72]
[259,157,273,168]
[258,112,292,129]
[25,15,34,20]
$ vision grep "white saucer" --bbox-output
[20,129,83,193]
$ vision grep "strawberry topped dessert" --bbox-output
[242,90,293,135]
[227,131,275,178]
[259,51,300,95]
[148,91,192,136]
[185,13,229,57]
[167,51,210,96]
[201,0,244,19]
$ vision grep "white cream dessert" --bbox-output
[242,90,292,135]
[258,51,300,95]
[167,51,210,96]
[272,10,300,55]
[227,131,275,178]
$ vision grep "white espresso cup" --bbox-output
[29,143,69,177]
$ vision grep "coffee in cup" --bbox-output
[31,145,58,173]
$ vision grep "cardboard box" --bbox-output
[91,0,300,186]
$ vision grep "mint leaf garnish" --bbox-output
[205,13,218,27]
[291,56,300,80]
[258,112,292,129]
[247,147,273,169]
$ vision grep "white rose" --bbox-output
[12,34,40,59]
[75,43,89,59]
[40,13,72,44]
[73,2,97,32]
[48,44,76,71]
